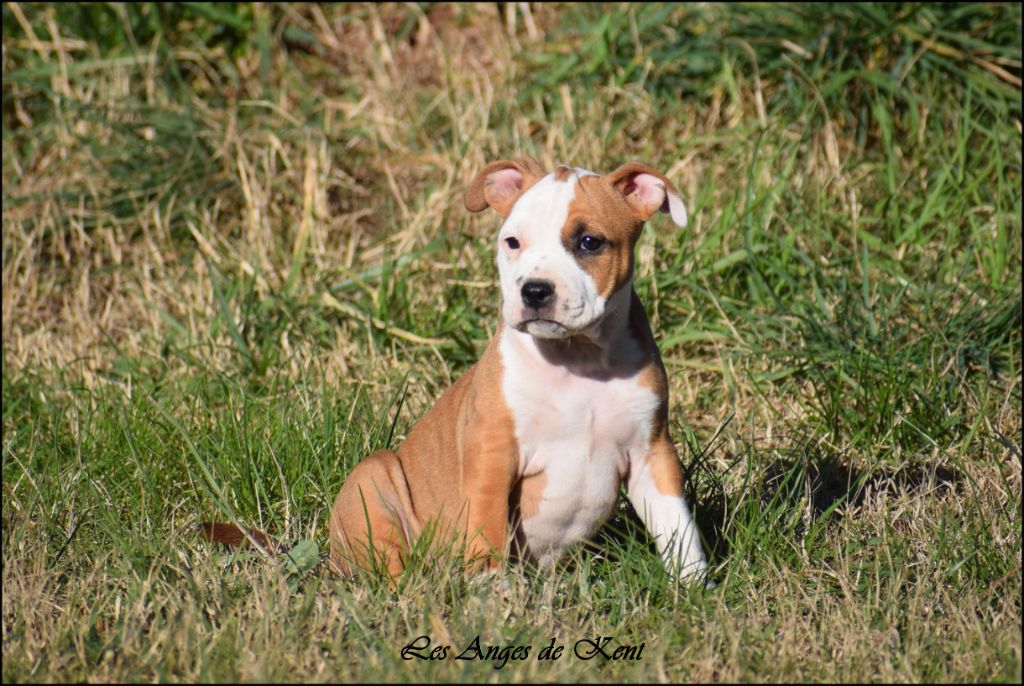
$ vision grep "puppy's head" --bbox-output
[466,158,688,339]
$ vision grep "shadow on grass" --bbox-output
[586,448,962,575]
[725,454,959,560]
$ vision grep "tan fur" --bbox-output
[329,333,519,577]
[552,165,574,182]
[643,432,686,497]
[511,471,548,520]
[465,157,546,218]
[626,294,685,498]
[560,175,644,299]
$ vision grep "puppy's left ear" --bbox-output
[605,162,688,227]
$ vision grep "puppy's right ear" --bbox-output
[465,157,546,218]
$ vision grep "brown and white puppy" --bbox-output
[328,158,708,582]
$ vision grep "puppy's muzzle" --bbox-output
[521,279,555,310]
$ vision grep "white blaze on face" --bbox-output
[496,169,604,338]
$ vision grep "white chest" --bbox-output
[499,329,660,565]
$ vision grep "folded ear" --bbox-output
[605,162,688,227]
[465,157,546,218]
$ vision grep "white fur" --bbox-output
[500,324,660,565]
[627,462,707,580]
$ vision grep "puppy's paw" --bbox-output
[474,566,513,598]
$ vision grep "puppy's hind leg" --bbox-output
[329,450,418,579]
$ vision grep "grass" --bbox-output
[2,2,1021,682]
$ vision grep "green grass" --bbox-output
[3,2,1021,682]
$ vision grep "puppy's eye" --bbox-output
[577,234,605,253]
[505,237,520,250]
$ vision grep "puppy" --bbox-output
[327,158,708,583]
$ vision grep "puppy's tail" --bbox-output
[197,521,279,554]
[198,522,328,578]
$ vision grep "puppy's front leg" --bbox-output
[627,433,709,582]
[460,450,516,569]
[460,433,518,570]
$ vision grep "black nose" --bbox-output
[521,280,555,309]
